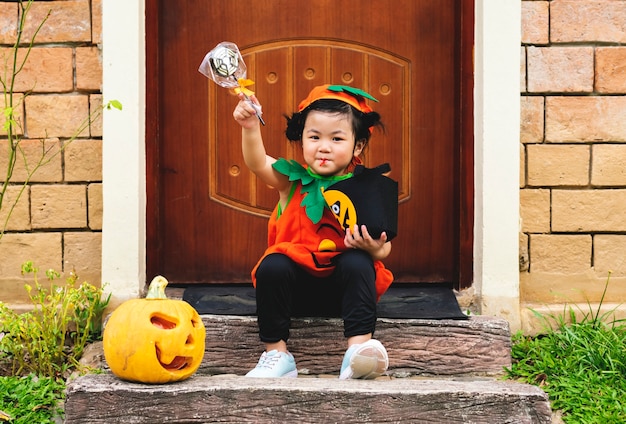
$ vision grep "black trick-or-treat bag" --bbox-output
[323,163,398,241]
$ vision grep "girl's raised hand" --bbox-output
[233,93,263,129]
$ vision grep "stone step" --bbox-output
[64,315,550,423]
[64,373,552,423]
[199,315,512,377]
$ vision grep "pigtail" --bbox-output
[285,112,305,141]
[358,111,384,144]
[364,111,382,131]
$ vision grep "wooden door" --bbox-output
[146,1,474,288]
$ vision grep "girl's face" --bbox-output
[301,110,364,176]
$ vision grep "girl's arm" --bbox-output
[233,94,290,193]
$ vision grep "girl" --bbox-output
[233,84,394,379]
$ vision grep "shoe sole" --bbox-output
[282,369,298,378]
[340,341,389,379]
[245,369,298,378]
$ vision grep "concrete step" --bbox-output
[63,315,552,423]
[64,373,552,423]
[199,315,512,377]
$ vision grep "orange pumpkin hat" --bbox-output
[297,84,378,114]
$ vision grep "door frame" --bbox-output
[145,0,474,288]
[101,0,522,329]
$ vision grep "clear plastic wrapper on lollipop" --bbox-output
[199,41,265,125]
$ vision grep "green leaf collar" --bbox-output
[272,158,351,224]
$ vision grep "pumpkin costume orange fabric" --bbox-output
[251,177,394,301]
[251,84,393,300]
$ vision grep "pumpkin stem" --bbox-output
[146,276,169,299]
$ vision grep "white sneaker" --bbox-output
[339,339,388,380]
[245,350,298,378]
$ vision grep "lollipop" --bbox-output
[199,42,265,125]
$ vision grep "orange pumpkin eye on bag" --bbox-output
[103,276,206,384]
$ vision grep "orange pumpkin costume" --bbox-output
[251,162,394,301]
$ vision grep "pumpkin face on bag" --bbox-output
[323,163,398,240]
[103,276,206,384]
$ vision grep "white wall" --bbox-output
[101,0,146,302]
[101,1,522,328]
[474,1,521,329]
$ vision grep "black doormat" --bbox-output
[183,282,467,320]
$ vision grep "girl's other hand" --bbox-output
[344,224,390,260]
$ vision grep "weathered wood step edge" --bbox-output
[200,315,511,377]
[64,373,551,424]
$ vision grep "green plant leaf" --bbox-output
[106,99,123,111]
[0,262,111,379]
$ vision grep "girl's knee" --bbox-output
[337,249,375,276]
[256,253,294,280]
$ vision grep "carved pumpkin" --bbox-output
[103,276,206,384]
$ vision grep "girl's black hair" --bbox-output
[284,99,383,145]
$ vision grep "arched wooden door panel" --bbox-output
[146,0,474,287]
[210,42,411,216]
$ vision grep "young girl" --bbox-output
[233,84,394,379]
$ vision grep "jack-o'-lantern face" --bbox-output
[310,223,346,269]
[103,283,206,384]
[323,189,357,233]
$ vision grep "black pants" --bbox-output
[254,250,377,343]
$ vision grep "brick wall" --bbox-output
[3,0,625,316]
[0,0,102,303]
[521,0,626,309]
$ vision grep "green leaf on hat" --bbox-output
[327,85,379,102]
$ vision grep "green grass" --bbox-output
[506,285,626,423]
[0,374,64,423]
